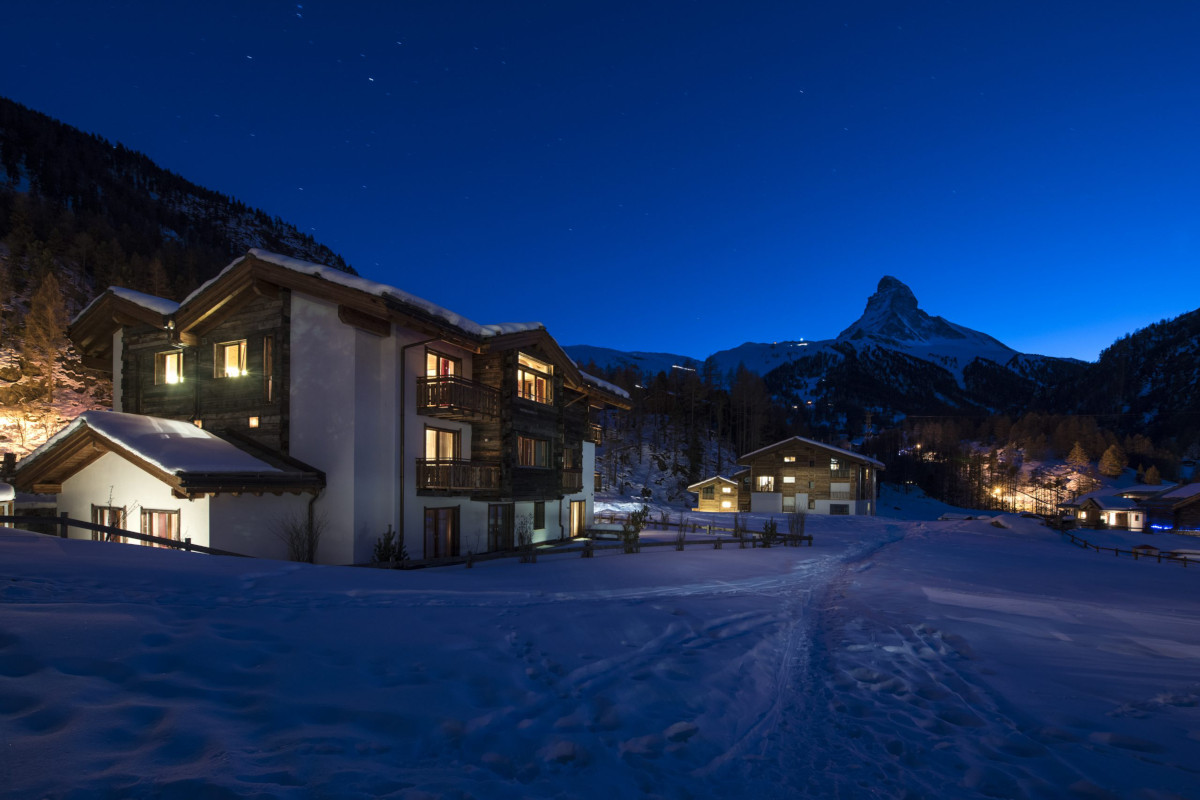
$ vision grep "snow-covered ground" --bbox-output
[2,498,1198,798]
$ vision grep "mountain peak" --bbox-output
[837,276,1009,351]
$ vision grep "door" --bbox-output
[488,503,514,551]
[424,507,459,559]
[570,500,586,537]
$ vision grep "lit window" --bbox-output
[783,456,796,463]
[155,351,184,385]
[783,476,796,484]
[721,500,732,509]
[518,435,549,467]
[517,353,553,404]
[721,486,732,494]
[756,476,775,491]
[425,427,460,461]
[426,349,459,377]
[215,340,247,378]
[248,416,260,428]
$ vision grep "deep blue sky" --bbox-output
[3,1,1199,362]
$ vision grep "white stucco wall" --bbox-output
[208,493,314,560]
[59,451,210,546]
[112,329,123,413]
[750,492,783,514]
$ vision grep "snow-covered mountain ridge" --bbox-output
[567,277,1083,421]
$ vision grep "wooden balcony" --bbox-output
[416,376,500,421]
[830,467,854,480]
[562,468,584,494]
[587,423,603,445]
[828,490,854,501]
[416,459,500,494]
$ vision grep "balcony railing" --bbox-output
[830,467,854,479]
[828,491,854,501]
[416,459,500,493]
[588,423,603,445]
[416,376,500,420]
[562,468,584,494]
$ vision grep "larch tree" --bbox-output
[1066,441,1090,472]
[1144,465,1162,485]
[23,270,69,403]
[1098,444,1127,478]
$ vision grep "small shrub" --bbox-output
[274,510,327,564]
[787,510,807,545]
[761,517,778,548]
[373,524,408,566]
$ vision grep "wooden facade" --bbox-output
[688,476,739,512]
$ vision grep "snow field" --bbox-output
[1,503,1198,798]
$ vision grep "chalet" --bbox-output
[687,476,739,512]
[691,436,882,516]
[1058,485,1173,531]
[1142,483,1200,534]
[15,249,629,564]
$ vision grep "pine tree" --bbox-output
[23,271,69,402]
[1144,465,1162,485]
[1098,444,1127,478]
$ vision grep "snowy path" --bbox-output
[2,515,1199,798]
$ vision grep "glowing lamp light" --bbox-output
[225,364,241,378]
[248,416,260,428]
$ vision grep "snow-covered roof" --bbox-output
[580,370,631,400]
[1086,496,1140,511]
[1154,482,1200,501]
[188,249,543,340]
[71,286,180,326]
[738,436,885,469]
[0,483,14,503]
[687,476,739,491]
[22,411,282,476]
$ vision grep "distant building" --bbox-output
[691,436,882,516]
[687,476,739,512]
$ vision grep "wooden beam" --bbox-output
[32,483,62,494]
[338,305,391,337]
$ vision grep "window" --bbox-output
[91,505,126,543]
[830,504,850,515]
[783,476,796,484]
[721,500,732,509]
[488,503,514,551]
[141,510,180,548]
[534,501,546,529]
[263,335,275,401]
[425,426,460,461]
[830,458,840,470]
[424,507,459,559]
[808,499,816,510]
[426,349,459,377]
[702,486,715,500]
[721,486,732,494]
[155,351,184,385]
[564,447,580,470]
[215,340,247,378]
[756,475,775,492]
[783,456,795,463]
[517,353,553,404]
[594,471,602,491]
[808,480,814,489]
[517,435,549,467]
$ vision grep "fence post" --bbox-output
[184,537,192,552]
[58,511,69,539]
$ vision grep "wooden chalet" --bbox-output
[43,249,629,563]
[735,436,882,516]
[687,476,740,512]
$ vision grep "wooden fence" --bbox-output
[0,514,250,558]
[1059,529,1193,568]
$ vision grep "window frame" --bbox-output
[517,435,550,468]
[516,352,554,404]
[91,505,126,543]
[155,350,184,385]
[533,501,546,530]
[701,485,715,500]
[214,339,248,379]
[141,509,180,548]
[756,475,775,492]
[424,425,461,461]
[426,348,460,378]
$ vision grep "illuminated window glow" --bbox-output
[783,456,796,463]
[215,340,247,378]
[155,351,184,385]
[517,353,553,404]
[517,435,549,467]
[783,476,796,484]
[721,500,732,509]
[756,475,775,491]
[721,486,732,493]
[248,416,260,428]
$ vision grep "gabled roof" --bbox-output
[69,287,181,365]
[13,411,324,498]
[1080,495,1140,511]
[1142,481,1200,509]
[737,436,885,469]
[687,475,739,492]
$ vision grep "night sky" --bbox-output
[3,1,1199,363]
